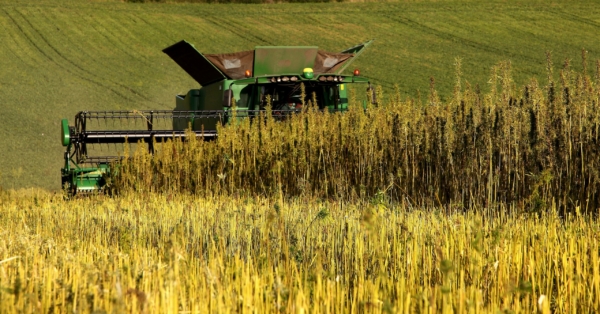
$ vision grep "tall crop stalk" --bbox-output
[113,59,600,213]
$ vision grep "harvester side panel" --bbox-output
[193,83,225,132]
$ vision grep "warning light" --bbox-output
[303,68,314,79]
[353,69,360,76]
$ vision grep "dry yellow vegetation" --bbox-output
[3,43,600,314]
[114,59,600,215]
[0,189,598,313]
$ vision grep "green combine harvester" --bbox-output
[60,40,375,194]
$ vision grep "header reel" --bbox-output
[60,110,223,194]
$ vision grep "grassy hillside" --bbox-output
[0,0,599,190]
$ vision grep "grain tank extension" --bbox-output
[60,40,375,194]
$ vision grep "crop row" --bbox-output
[113,58,600,213]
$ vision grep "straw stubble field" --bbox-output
[1,58,600,312]
[0,190,599,313]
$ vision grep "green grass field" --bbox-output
[0,0,599,190]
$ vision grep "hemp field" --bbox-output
[1,1,600,313]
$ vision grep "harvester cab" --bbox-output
[163,39,374,128]
[60,39,374,194]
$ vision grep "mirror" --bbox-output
[223,89,233,107]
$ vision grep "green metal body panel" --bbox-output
[194,82,226,131]
[338,84,349,110]
[173,84,224,131]
[253,46,318,76]
[61,163,109,194]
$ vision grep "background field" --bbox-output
[0,0,599,190]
